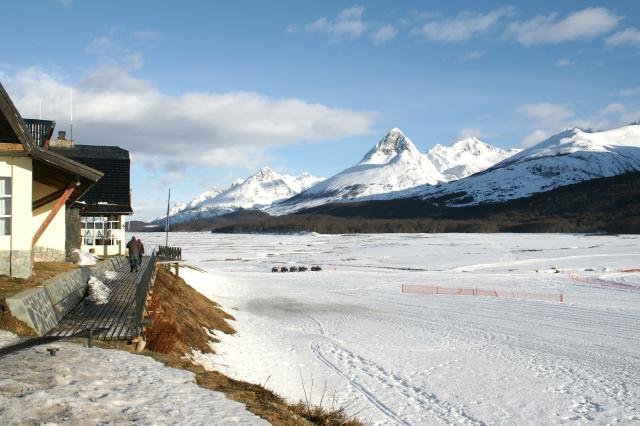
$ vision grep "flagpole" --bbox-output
[165,188,171,247]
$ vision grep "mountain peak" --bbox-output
[251,167,278,181]
[426,137,520,181]
[360,128,419,165]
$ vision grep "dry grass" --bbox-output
[0,262,79,335]
[135,267,362,426]
[144,265,235,354]
[0,262,79,299]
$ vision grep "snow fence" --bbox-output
[567,273,640,291]
[401,284,564,303]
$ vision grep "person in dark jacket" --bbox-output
[126,236,140,272]
[137,238,144,267]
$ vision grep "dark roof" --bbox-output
[52,144,129,160]
[0,82,102,202]
[50,144,133,215]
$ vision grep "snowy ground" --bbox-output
[139,232,640,425]
[0,331,267,424]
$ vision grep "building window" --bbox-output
[81,215,120,246]
[0,177,11,236]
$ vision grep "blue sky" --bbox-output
[1,1,639,220]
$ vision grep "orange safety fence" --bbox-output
[567,273,640,291]
[401,284,564,302]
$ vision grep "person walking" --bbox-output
[126,236,141,272]
[137,238,145,269]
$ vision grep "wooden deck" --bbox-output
[47,256,151,341]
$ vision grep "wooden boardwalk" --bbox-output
[47,256,151,341]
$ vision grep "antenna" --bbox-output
[39,99,42,119]
[69,88,73,140]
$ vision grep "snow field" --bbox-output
[140,232,640,425]
[0,333,267,424]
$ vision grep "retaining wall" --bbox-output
[5,256,127,336]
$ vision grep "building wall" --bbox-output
[79,213,126,256]
[32,181,66,262]
[0,156,33,278]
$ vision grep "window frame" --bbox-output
[0,177,11,236]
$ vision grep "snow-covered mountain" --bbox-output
[403,123,640,206]
[186,187,223,210]
[270,128,516,214]
[159,168,323,223]
[426,137,520,180]
[270,129,445,213]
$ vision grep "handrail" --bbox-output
[132,250,156,336]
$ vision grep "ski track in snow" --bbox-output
[303,313,485,425]
[139,232,640,425]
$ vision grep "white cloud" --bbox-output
[599,102,626,116]
[517,102,575,127]
[462,50,486,61]
[411,6,515,42]
[306,5,367,40]
[516,100,640,146]
[338,5,365,21]
[86,32,146,71]
[284,24,298,34]
[606,27,640,47]
[506,7,622,46]
[521,130,550,148]
[1,66,376,168]
[555,58,573,67]
[131,30,161,46]
[371,25,398,45]
[458,128,487,139]
[619,86,640,97]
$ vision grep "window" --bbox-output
[81,215,121,246]
[0,177,11,235]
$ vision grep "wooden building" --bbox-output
[49,141,133,256]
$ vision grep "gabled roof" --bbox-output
[0,82,102,202]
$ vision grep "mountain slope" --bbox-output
[160,168,323,223]
[271,128,518,214]
[404,124,640,206]
[426,137,520,180]
[211,172,640,234]
[270,128,445,213]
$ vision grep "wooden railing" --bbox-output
[132,251,156,337]
[157,245,182,261]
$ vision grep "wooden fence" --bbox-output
[132,251,156,337]
[157,245,182,261]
